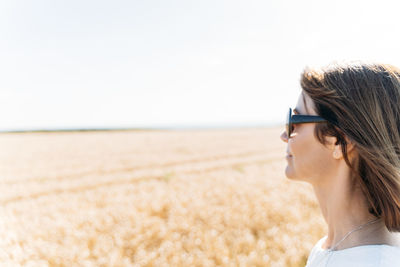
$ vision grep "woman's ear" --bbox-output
[333,147,342,159]
[323,136,342,159]
[325,136,354,159]
[332,136,356,160]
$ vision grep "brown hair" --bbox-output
[300,61,400,232]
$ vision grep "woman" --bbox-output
[280,62,400,266]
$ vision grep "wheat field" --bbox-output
[0,127,326,267]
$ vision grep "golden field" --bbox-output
[0,127,326,267]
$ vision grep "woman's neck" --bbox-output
[312,172,386,250]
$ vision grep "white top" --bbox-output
[306,236,400,267]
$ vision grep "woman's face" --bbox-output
[280,92,337,185]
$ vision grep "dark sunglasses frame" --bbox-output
[286,107,327,137]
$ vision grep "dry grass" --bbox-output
[0,127,326,267]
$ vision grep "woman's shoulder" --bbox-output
[333,244,400,267]
[306,236,328,263]
[378,245,400,266]
[306,236,400,267]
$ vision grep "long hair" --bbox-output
[300,61,400,232]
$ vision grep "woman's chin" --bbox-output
[284,166,304,181]
[285,167,312,184]
[284,166,296,180]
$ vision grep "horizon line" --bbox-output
[0,122,283,133]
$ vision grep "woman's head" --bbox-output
[299,61,400,231]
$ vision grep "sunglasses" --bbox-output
[286,107,327,137]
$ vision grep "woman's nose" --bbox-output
[280,130,288,143]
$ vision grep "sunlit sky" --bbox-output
[1,0,400,131]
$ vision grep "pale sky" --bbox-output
[1,0,400,131]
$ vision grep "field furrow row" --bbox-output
[0,148,282,185]
[0,155,282,205]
